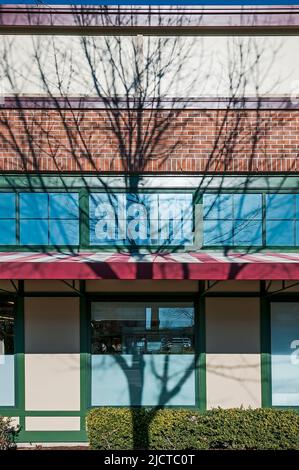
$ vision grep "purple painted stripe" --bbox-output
[1,96,298,110]
[1,5,299,28]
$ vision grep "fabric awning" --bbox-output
[0,251,299,280]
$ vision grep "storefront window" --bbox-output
[19,193,79,245]
[91,301,196,406]
[0,301,15,406]
[89,193,193,246]
[271,302,299,406]
[203,193,263,246]
[266,194,299,246]
[0,193,16,245]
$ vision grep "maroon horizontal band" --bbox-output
[0,252,299,280]
[1,5,299,29]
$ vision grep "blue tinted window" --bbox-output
[203,194,233,220]
[234,194,262,220]
[19,192,79,246]
[0,194,16,245]
[20,219,49,245]
[20,193,48,219]
[90,193,193,246]
[203,193,262,246]
[0,194,16,219]
[296,221,299,246]
[49,220,79,245]
[266,220,294,246]
[266,194,295,219]
[203,220,233,246]
[49,193,79,219]
[0,220,16,245]
[234,220,263,246]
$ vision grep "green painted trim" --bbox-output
[0,174,299,190]
[79,281,88,438]
[260,281,272,408]
[0,294,18,411]
[22,411,82,417]
[13,282,26,433]
[17,430,88,443]
[198,281,206,411]
[79,189,89,248]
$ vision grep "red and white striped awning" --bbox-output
[0,251,299,280]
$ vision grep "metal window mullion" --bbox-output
[47,193,50,246]
[262,192,266,247]
[16,192,20,245]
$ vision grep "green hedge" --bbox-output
[86,408,299,450]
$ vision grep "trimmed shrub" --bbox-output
[0,417,20,450]
[86,407,299,450]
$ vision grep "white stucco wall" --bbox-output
[0,35,298,97]
[206,297,261,408]
[24,297,80,411]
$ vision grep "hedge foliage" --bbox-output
[0,417,20,450]
[86,407,299,450]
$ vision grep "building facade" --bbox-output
[0,4,299,444]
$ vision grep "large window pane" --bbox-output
[89,193,193,246]
[0,220,16,245]
[271,303,299,406]
[203,194,233,220]
[0,301,15,406]
[266,194,295,220]
[234,220,263,246]
[49,193,79,219]
[266,220,295,246]
[20,219,49,245]
[203,220,233,246]
[234,194,262,220]
[20,193,48,219]
[91,301,196,406]
[0,194,16,219]
[49,219,79,245]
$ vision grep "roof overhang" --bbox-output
[1,5,299,32]
[0,252,299,280]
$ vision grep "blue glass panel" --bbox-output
[271,303,299,406]
[296,195,299,219]
[0,355,15,406]
[91,354,195,406]
[0,219,16,245]
[296,221,299,246]
[203,220,233,246]
[0,193,16,219]
[203,194,233,220]
[20,193,48,219]
[20,219,48,245]
[49,220,79,245]
[266,220,295,246]
[159,218,193,245]
[234,194,262,220]
[49,193,79,219]
[234,220,263,246]
[89,193,119,219]
[266,194,295,220]
[158,194,193,220]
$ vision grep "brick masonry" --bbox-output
[0,108,298,173]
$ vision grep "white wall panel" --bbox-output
[25,416,80,431]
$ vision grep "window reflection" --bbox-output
[91,302,194,355]
[0,301,14,357]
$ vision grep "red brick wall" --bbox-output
[0,108,298,172]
